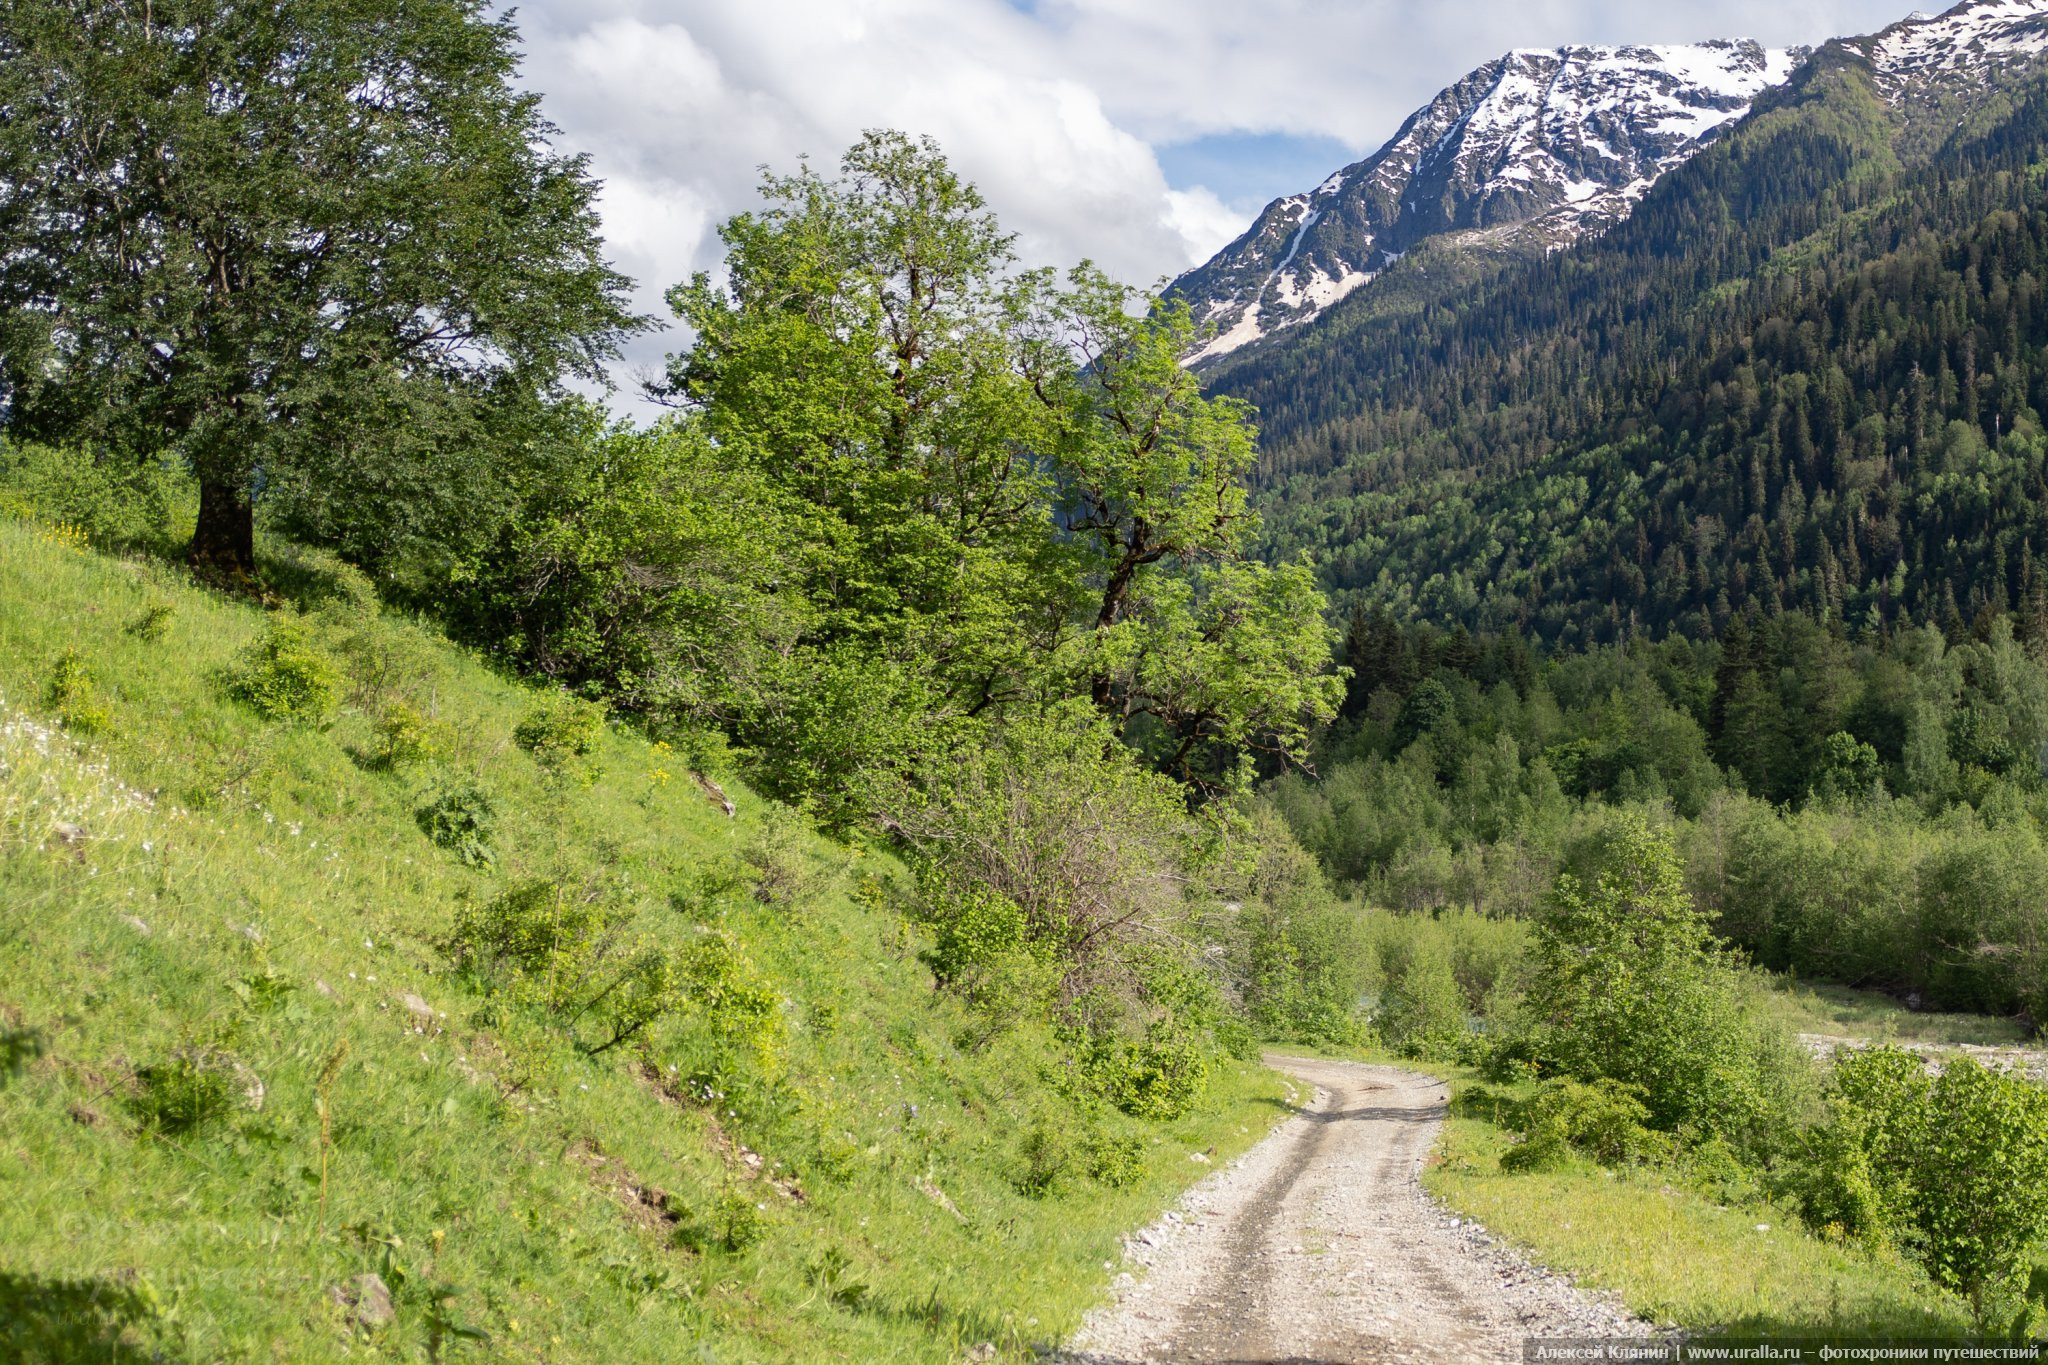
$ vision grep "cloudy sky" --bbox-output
[511,0,1919,401]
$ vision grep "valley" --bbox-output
[7,0,2048,1360]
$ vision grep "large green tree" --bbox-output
[663,131,1339,801]
[0,0,640,575]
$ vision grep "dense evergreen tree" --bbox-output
[1215,52,2048,647]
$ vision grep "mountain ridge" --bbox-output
[1173,39,1803,365]
[1173,0,2048,370]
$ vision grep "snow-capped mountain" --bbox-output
[1842,0,2048,92]
[1174,0,2048,369]
[1173,40,1803,366]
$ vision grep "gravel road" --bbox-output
[1059,1055,1650,1365]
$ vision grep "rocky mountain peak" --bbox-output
[1173,39,1802,366]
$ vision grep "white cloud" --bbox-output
[510,0,1922,411]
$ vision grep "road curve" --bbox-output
[1060,1055,1650,1364]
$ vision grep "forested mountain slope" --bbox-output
[1203,0,2048,646]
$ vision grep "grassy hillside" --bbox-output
[0,517,1285,1363]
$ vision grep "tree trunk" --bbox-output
[189,476,255,578]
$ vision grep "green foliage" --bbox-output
[449,880,615,1000]
[1691,794,2048,1017]
[447,416,807,726]
[1016,1121,1075,1198]
[1084,1132,1146,1189]
[1808,732,1884,803]
[884,703,1203,970]
[370,701,446,771]
[674,1187,771,1256]
[1802,1048,2048,1319]
[0,0,641,573]
[1379,936,1472,1062]
[43,648,111,735]
[1232,808,1372,1047]
[125,600,175,644]
[1499,1079,1666,1172]
[0,441,189,554]
[513,693,607,777]
[653,131,1336,814]
[223,619,339,725]
[1795,1047,1930,1246]
[1523,817,1790,1143]
[671,930,784,1076]
[921,886,1061,1027]
[413,780,500,868]
[130,1047,242,1136]
[1060,954,1232,1122]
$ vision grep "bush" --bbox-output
[675,1186,770,1255]
[671,930,784,1077]
[1085,1131,1146,1188]
[1233,805,1371,1046]
[369,701,445,770]
[0,441,189,550]
[1521,816,1790,1142]
[1015,1120,1074,1197]
[414,779,500,867]
[1379,935,1471,1062]
[43,649,111,735]
[1803,1049,2048,1319]
[1500,1078,1665,1172]
[513,693,606,778]
[920,885,1061,1028]
[224,618,339,724]
[449,879,615,999]
[125,600,175,643]
[131,1049,245,1135]
[877,702,1201,968]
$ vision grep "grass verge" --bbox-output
[1420,1066,1980,1338]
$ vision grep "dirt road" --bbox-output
[1060,1055,1649,1364]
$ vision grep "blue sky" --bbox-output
[1155,132,1361,220]
[510,0,1925,405]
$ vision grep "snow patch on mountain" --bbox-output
[1849,0,2048,89]
[1174,40,1802,366]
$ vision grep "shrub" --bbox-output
[1500,1078,1665,1173]
[877,702,1200,967]
[920,885,1061,1027]
[43,649,111,735]
[1085,1131,1146,1188]
[675,1186,770,1255]
[1071,1029,1211,1122]
[1521,816,1787,1141]
[125,600,175,642]
[743,809,829,908]
[1799,1048,2048,1320]
[369,701,444,770]
[1015,1120,1074,1197]
[673,931,784,1076]
[1233,806,1372,1047]
[513,693,606,777]
[414,779,500,867]
[224,618,339,724]
[446,879,610,998]
[131,1049,244,1135]
[1909,1059,2048,1317]
[1379,936,1471,1062]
